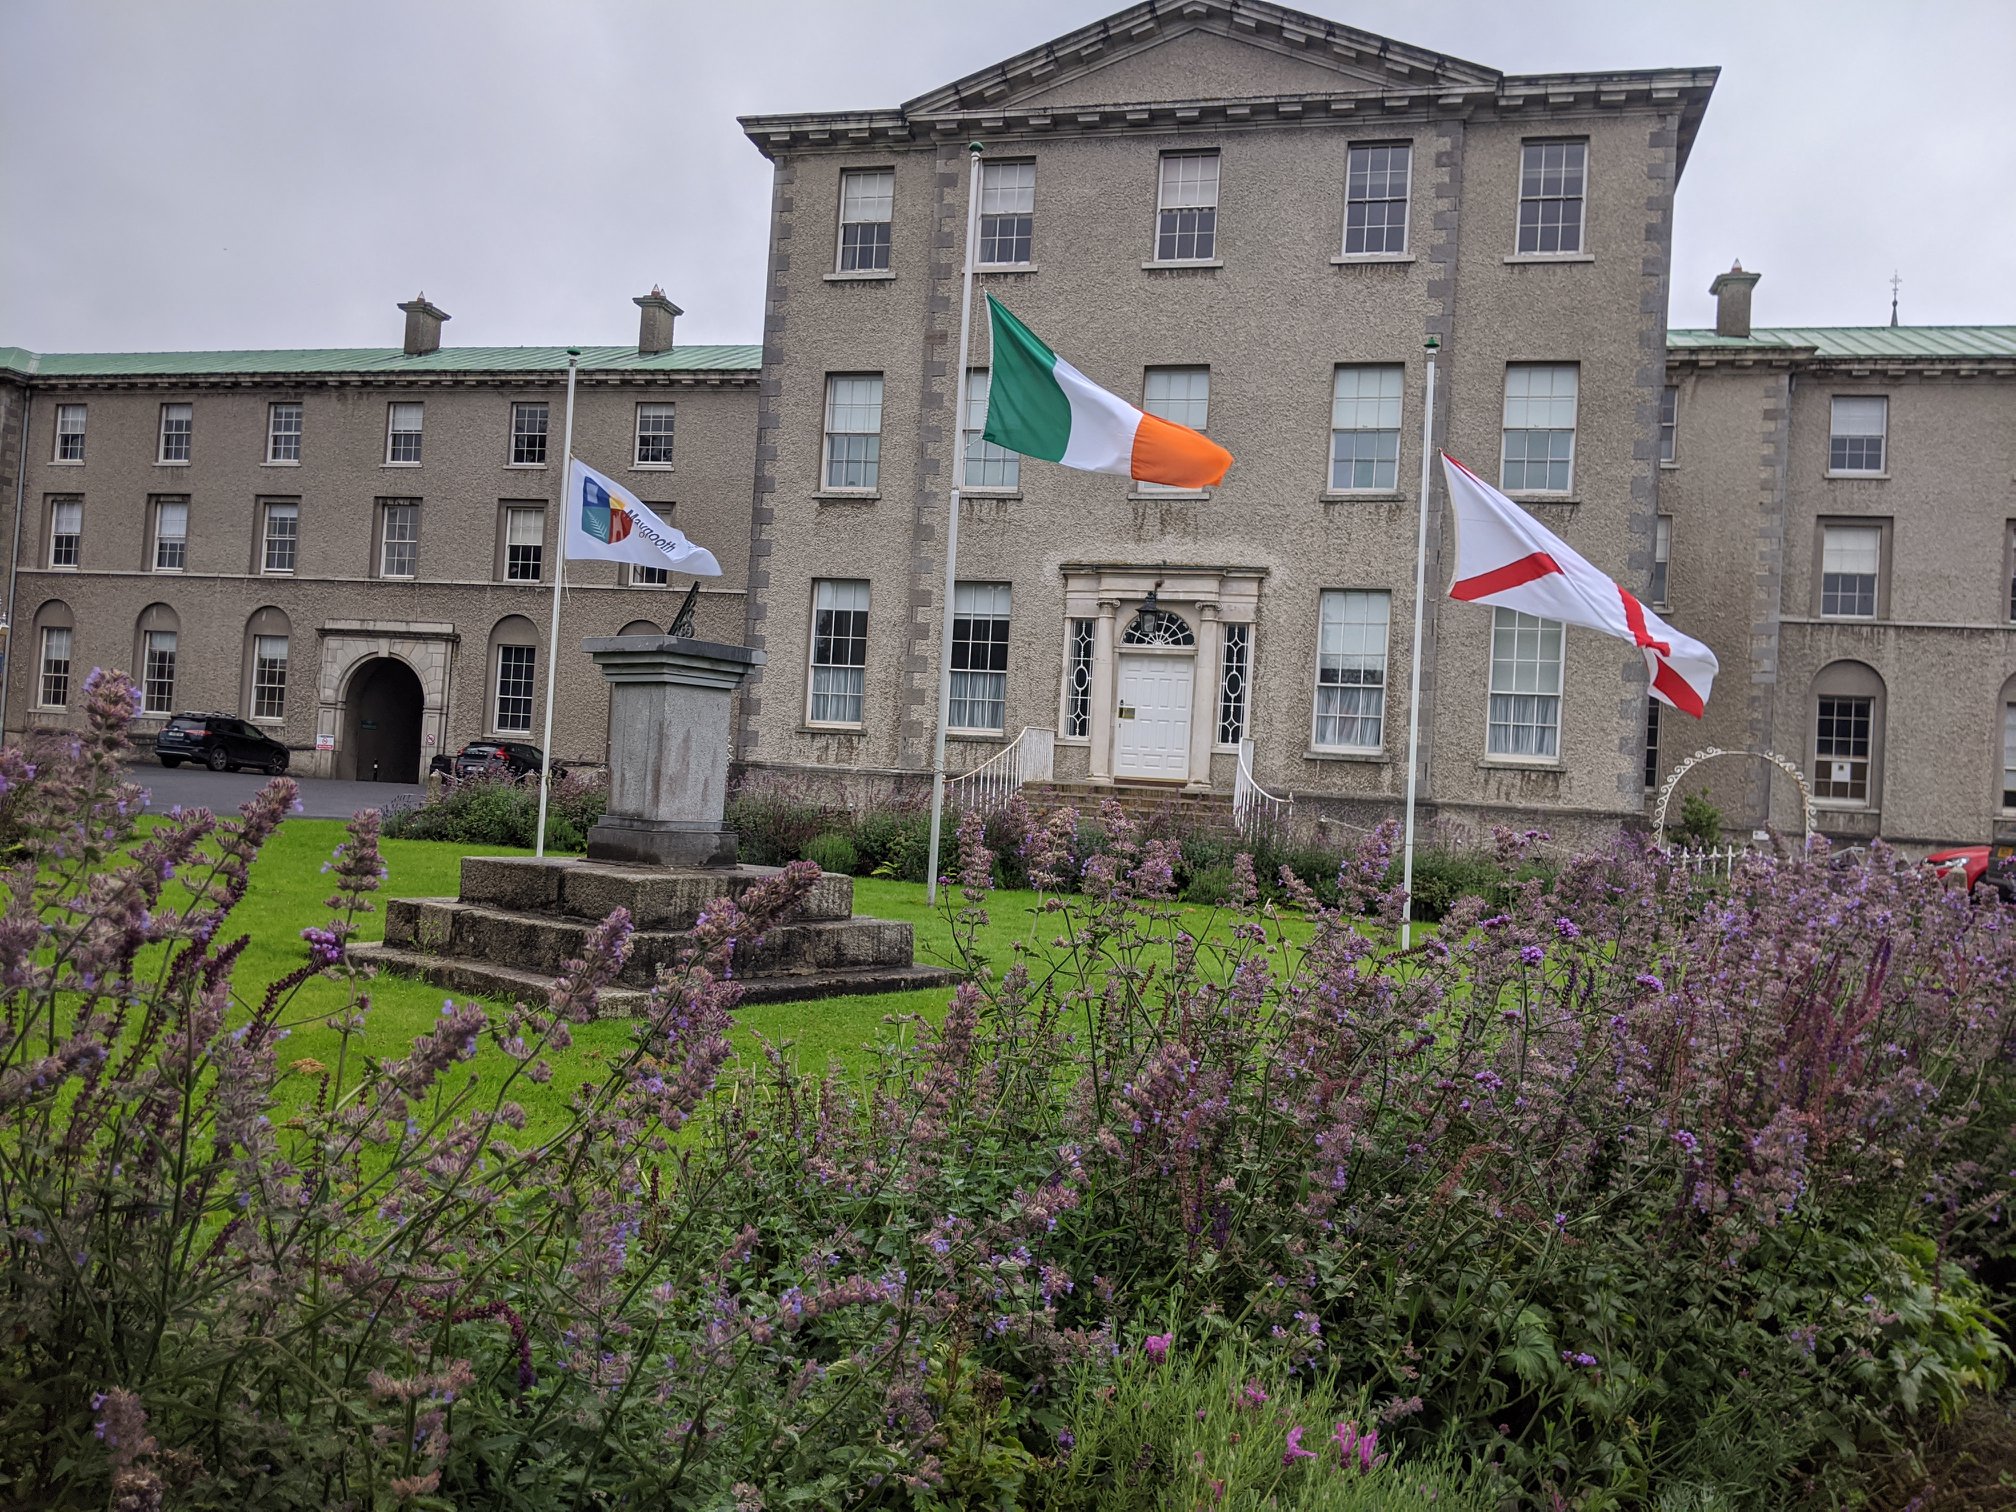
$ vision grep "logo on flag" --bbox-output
[581,477,636,545]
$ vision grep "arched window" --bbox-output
[134,603,181,716]
[1999,672,2016,814]
[487,615,539,735]
[1810,660,1885,809]
[243,607,292,724]
[1121,608,1194,647]
[617,619,661,637]
[31,599,75,710]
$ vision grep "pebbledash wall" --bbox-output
[732,0,1714,849]
[0,296,760,780]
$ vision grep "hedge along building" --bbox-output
[1653,270,2016,849]
[0,294,759,780]
[731,0,1717,846]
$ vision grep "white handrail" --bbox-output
[945,726,1055,816]
[1232,737,1291,837]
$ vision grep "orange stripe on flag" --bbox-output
[1129,411,1233,489]
[1450,551,1562,601]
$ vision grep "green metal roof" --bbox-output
[1667,326,2016,360]
[0,343,762,379]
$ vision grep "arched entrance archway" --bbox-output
[341,657,424,782]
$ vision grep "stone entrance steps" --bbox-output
[1018,780,1241,839]
[357,855,960,1017]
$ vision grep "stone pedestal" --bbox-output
[582,636,762,868]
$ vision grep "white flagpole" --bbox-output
[534,349,580,860]
[1399,335,1440,950]
[925,142,985,905]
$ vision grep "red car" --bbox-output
[1925,846,2016,904]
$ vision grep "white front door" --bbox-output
[1114,653,1193,781]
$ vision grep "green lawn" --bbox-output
[229,819,1346,1136]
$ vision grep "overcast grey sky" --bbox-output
[3,0,2011,353]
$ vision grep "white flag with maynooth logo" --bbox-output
[564,458,721,577]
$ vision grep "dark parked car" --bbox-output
[451,741,561,782]
[155,712,290,774]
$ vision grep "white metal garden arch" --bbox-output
[1651,746,1815,847]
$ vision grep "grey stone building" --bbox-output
[1655,270,2016,849]
[732,0,1716,847]
[0,294,759,779]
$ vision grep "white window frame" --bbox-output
[1328,364,1404,493]
[1155,151,1220,263]
[947,582,1011,735]
[142,630,178,716]
[251,634,288,722]
[1828,396,1888,476]
[1139,367,1210,494]
[961,369,1019,490]
[1651,515,1672,608]
[1658,385,1678,465]
[509,401,549,467]
[629,563,669,587]
[1813,694,1874,805]
[380,500,419,579]
[53,403,86,464]
[494,643,537,734]
[38,626,72,710]
[152,498,189,573]
[1061,617,1095,741]
[1312,589,1390,753]
[807,578,869,728]
[1819,522,1882,619]
[1500,364,1579,495]
[977,160,1036,267]
[822,374,884,492]
[267,401,303,465]
[634,401,675,467]
[1341,142,1411,258]
[2001,698,2016,813]
[262,500,299,575]
[1217,621,1252,749]
[385,402,423,465]
[1486,609,1565,761]
[504,505,545,583]
[1515,139,1588,256]
[48,497,81,569]
[158,403,192,465]
[836,168,894,273]
[1643,698,1661,791]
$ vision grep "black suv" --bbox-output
[452,741,560,782]
[155,713,291,774]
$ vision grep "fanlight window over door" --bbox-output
[1121,609,1194,648]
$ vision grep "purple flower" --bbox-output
[1282,1425,1318,1465]
[1142,1331,1172,1365]
[1561,1350,1598,1368]
[1520,944,1546,966]
[1056,1429,1075,1452]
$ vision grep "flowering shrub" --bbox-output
[3,678,2013,1508]
[382,766,608,850]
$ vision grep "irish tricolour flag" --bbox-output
[981,294,1233,489]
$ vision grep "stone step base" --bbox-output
[355,942,959,1018]
[386,896,922,990]
[456,855,855,929]
[1018,781,1241,838]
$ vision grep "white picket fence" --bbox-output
[1665,843,1755,878]
[944,726,1055,815]
[1232,737,1292,837]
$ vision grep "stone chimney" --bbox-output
[1708,261,1761,339]
[634,287,683,356]
[397,294,451,356]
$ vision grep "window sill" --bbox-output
[959,488,1022,501]
[799,723,865,736]
[262,569,296,577]
[1824,471,1889,481]
[814,490,881,503]
[44,564,79,572]
[631,462,675,471]
[155,460,189,468]
[48,459,84,467]
[1141,258,1223,271]
[823,269,895,283]
[976,263,1039,275]
[262,460,301,469]
[1658,461,1679,471]
[1320,490,1405,503]
[948,730,1008,743]
[1305,748,1390,764]
[1129,489,1210,501]
[1812,799,1877,813]
[1330,253,1415,266]
[381,462,422,470]
[1505,493,1579,506]
[505,463,549,470]
[1503,253,1595,265]
[1478,757,1565,772]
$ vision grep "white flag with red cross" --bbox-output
[1441,453,1718,716]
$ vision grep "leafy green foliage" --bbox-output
[1676,790,1724,849]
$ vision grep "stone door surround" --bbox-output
[314,620,458,780]
[1060,564,1265,791]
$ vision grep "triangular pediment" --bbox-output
[902,1,1498,117]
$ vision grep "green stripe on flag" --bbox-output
[981,294,1072,463]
